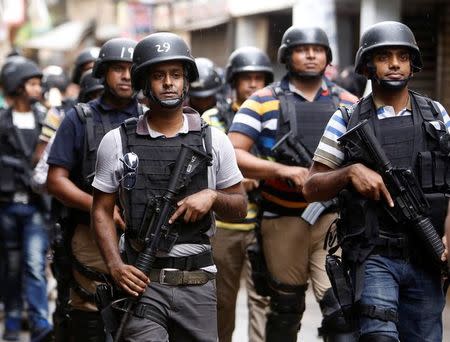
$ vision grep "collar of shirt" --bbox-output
[136,106,199,137]
[93,97,138,116]
[231,101,240,113]
[281,74,329,101]
[373,94,412,118]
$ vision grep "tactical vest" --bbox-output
[73,102,143,223]
[0,107,42,200]
[272,82,340,161]
[120,113,213,246]
[259,83,340,216]
[339,91,449,263]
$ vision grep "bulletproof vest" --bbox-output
[0,107,42,197]
[120,114,213,246]
[76,103,144,190]
[344,91,448,237]
[76,103,115,190]
[272,83,339,164]
[216,101,235,132]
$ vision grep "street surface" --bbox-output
[232,286,450,342]
[0,285,448,341]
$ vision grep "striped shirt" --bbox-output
[313,94,450,170]
[229,74,358,214]
[202,103,260,230]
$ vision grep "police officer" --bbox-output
[228,27,358,341]
[203,46,273,342]
[187,57,223,114]
[0,58,53,341]
[304,21,449,342]
[91,32,247,342]
[72,46,101,85]
[47,37,138,341]
[78,70,105,103]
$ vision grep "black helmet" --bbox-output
[72,46,100,84]
[355,21,423,74]
[1,58,42,95]
[0,55,27,87]
[78,70,104,103]
[42,65,69,93]
[131,32,198,91]
[278,26,332,64]
[225,46,274,84]
[189,58,222,98]
[92,38,137,79]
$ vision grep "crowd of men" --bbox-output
[0,20,448,342]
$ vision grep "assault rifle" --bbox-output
[271,131,313,167]
[337,119,446,267]
[0,154,33,188]
[113,144,212,342]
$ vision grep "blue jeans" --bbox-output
[358,254,444,341]
[0,202,50,330]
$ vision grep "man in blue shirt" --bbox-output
[47,37,139,342]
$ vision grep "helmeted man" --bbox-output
[304,21,449,342]
[0,57,53,342]
[90,32,247,342]
[228,27,358,341]
[72,46,101,85]
[47,37,139,341]
[203,46,273,342]
[188,57,223,114]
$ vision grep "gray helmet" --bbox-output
[132,32,198,108]
[278,26,332,64]
[72,46,100,84]
[355,21,423,74]
[42,65,69,93]
[1,58,42,95]
[225,46,274,84]
[189,58,222,98]
[92,38,137,78]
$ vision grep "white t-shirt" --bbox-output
[92,113,243,266]
[12,111,35,129]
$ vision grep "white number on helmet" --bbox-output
[120,47,134,59]
[156,43,171,53]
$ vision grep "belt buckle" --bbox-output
[159,268,178,285]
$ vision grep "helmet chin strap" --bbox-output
[288,70,323,81]
[373,76,411,91]
[286,58,325,81]
[367,62,412,91]
[144,78,188,109]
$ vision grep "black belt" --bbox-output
[152,251,213,271]
[148,269,215,286]
[372,236,409,259]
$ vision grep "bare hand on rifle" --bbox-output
[276,165,309,190]
[109,261,150,297]
[169,189,217,224]
[349,163,394,207]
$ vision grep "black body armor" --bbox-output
[120,113,213,246]
[0,107,42,201]
[340,91,449,263]
[272,82,340,165]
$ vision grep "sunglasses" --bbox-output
[120,152,139,190]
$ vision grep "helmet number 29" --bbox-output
[156,43,171,53]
